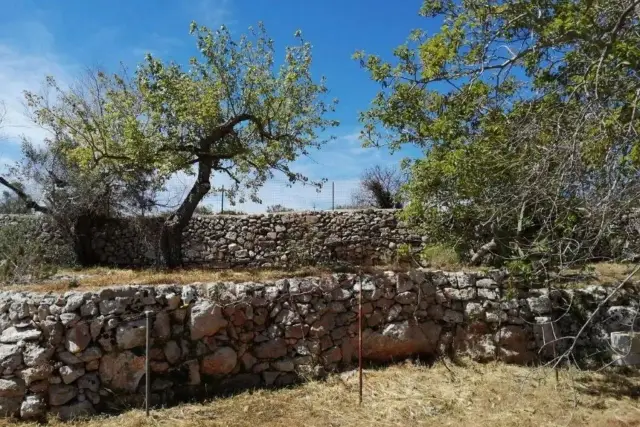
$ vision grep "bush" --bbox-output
[419,244,460,269]
[0,222,57,284]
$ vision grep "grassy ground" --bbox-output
[5,261,639,292]
[4,360,638,427]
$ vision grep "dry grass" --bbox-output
[6,266,340,293]
[4,360,638,427]
[5,261,639,292]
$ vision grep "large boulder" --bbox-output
[190,301,227,340]
[361,320,441,362]
[495,326,535,364]
[99,351,145,393]
[201,347,238,375]
[116,320,147,350]
[254,338,287,359]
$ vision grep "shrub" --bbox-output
[419,244,460,269]
[0,221,57,284]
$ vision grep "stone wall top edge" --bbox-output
[0,209,401,221]
[0,268,500,299]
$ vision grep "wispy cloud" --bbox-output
[0,23,76,148]
[193,0,236,29]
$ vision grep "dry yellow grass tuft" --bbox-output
[5,360,638,427]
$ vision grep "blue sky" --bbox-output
[0,0,430,212]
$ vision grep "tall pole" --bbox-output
[221,185,225,214]
[145,311,151,416]
[332,181,335,210]
[358,278,363,405]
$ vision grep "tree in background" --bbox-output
[266,204,294,213]
[0,181,31,214]
[356,0,640,272]
[22,22,337,268]
[351,165,405,209]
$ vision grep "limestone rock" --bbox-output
[23,344,54,367]
[201,347,237,375]
[20,394,46,420]
[116,320,147,350]
[49,383,77,406]
[254,338,287,359]
[190,301,227,340]
[77,373,100,392]
[153,311,171,340]
[65,322,91,353]
[0,326,41,343]
[99,351,145,393]
[0,378,25,397]
[60,365,85,384]
[164,340,181,364]
[20,365,54,386]
[0,344,22,370]
[359,320,440,362]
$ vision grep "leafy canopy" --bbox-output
[356,0,640,270]
[26,22,338,207]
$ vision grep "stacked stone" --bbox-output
[0,269,638,420]
[90,209,422,267]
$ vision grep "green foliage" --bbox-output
[0,182,31,214]
[266,204,294,213]
[396,243,413,261]
[0,222,57,284]
[357,0,640,272]
[25,21,337,205]
[194,205,216,215]
[419,244,460,268]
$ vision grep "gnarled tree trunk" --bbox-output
[159,158,213,269]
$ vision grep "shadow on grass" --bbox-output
[575,367,640,399]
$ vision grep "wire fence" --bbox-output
[159,176,361,214]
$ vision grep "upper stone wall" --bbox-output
[1,210,424,268]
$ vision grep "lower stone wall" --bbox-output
[0,270,637,420]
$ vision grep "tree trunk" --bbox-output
[159,157,213,269]
[73,214,98,266]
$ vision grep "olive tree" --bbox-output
[24,22,338,268]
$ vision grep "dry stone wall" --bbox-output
[0,210,422,268]
[91,210,422,267]
[0,269,637,420]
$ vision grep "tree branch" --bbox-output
[0,177,51,214]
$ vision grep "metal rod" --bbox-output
[358,278,363,405]
[221,185,225,214]
[145,311,151,417]
[332,181,335,210]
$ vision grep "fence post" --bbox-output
[220,185,225,214]
[332,181,335,210]
[145,311,151,416]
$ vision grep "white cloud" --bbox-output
[193,0,236,29]
[0,25,76,148]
